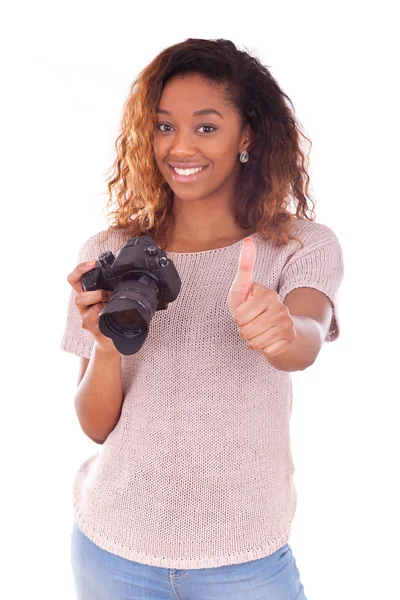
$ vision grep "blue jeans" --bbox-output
[71,521,307,599]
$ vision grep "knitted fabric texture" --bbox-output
[61,218,344,569]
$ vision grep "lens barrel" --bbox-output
[98,274,160,355]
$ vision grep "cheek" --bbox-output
[153,136,163,155]
[153,139,167,170]
[213,136,240,164]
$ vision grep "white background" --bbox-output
[1,1,398,598]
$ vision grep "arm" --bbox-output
[74,342,123,444]
[77,357,90,386]
[267,287,333,372]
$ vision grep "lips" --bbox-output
[167,163,209,183]
[168,162,208,169]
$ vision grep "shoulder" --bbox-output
[77,228,129,261]
[289,218,341,248]
[254,218,341,260]
[276,219,344,276]
[254,219,344,281]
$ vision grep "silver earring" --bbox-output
[240,150,249,163]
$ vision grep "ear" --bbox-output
[240,124,255,153]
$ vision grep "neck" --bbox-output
[166,188,254,249]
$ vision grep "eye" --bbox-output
[156,124,216,133]
[156,124,172,132]
[197,125,216,133]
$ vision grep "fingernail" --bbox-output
[85,260,96,267]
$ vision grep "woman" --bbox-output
[61,38,344,599]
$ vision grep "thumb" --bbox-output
[227,237,256,317]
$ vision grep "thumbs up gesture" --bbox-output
[227,237,297,359]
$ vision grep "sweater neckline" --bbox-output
[165,232,260,257]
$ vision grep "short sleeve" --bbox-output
[277,223,344,342]
[60,228,127,358]
[59,234,101,358]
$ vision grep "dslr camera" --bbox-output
[81,235,181,355]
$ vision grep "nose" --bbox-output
[169,131,197,158]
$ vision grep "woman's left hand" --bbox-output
[227,237,297,359]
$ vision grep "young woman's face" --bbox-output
[153,73,251,202]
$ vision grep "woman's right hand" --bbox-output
[67,260,119,355]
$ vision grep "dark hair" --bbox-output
[103,38,316,248]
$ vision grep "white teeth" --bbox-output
[173,166,205,176]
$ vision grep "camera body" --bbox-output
[81,235,181,355]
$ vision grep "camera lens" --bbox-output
[119,309,141,325]
[103,308,147,336]
[98,273,160,354]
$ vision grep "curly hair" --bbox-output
[102,38,316,249]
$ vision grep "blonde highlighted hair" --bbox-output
[102,38,316,249]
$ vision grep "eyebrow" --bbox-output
[156,108,224,119]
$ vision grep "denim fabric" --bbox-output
[71,521,307,599]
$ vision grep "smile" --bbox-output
[167,163,208,183]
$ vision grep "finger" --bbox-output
[228,238,256,314]
[235,285,277,326]
[81,299,110,329]
[261,339,290,358]
[67,260,97,294]
[237,304,274,338]
[81,304,104,331]
[240,320,280,347]
[235,238,256,289]
[74,289,111,313]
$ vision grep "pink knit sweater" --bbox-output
[61,218,344,569]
